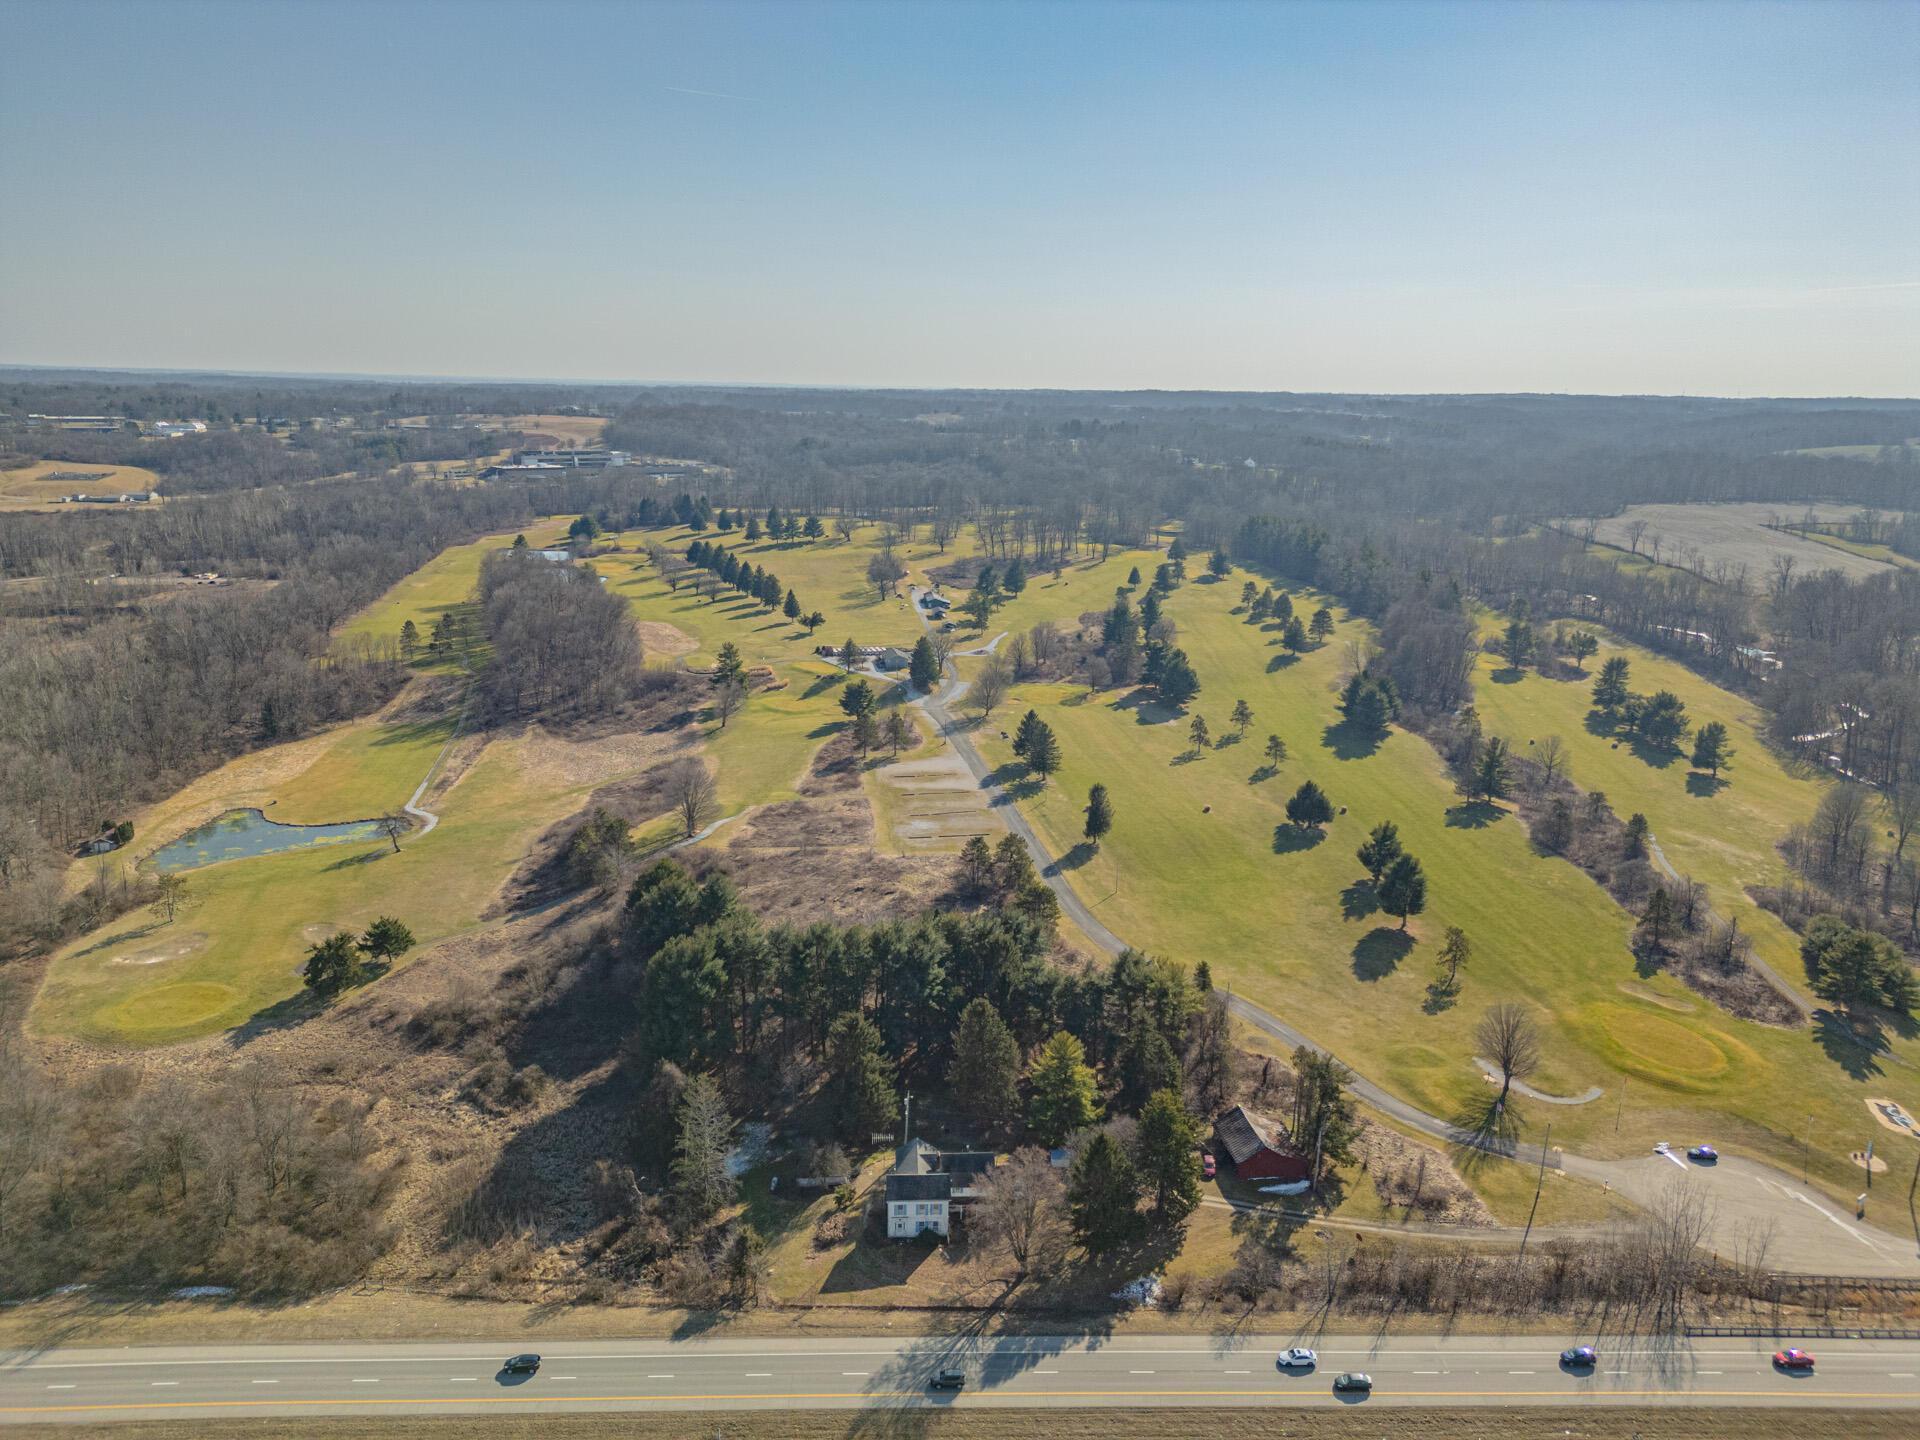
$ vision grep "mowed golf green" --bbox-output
[32,728,567,1045]
[965,561,1920,1192]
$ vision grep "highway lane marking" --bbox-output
[1129,1370,1155,1375]
[842,1372,869,1377]
[149,1382,177,1387]
[449,1378,477,1382]
[552,1376,577,1381]
[44,1386,74,1391]
[743,1373,771,1378]
[251,1380,278,1385]
[646,1375,673,1379]
[10,1386,1920,1417]
[351,1379,380,1383]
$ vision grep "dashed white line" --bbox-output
[449,1377,477,1382]
[743,1372,771,1378]
[647,1374,674,1379]
[842,1371,869,1377]
[1700,1369,1722,1375]
[1223,1369,1251,1374]
[251,1379,279,1385]
[45,1384,75,1390]
[1508,1369,1534,1375]
[551,1375,577,1380]
[150,1382,178,1387]
[1033,1369,1058,1374]
[351,1378,380,1383]
[1129,1369,1155,1375]
[1415,1369,1441,1375]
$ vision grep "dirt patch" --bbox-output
[1357,1119,1496,1226]
[873,748,1000,850]
[634,619,697,658]
[1616,980,1696,1012]
[108,931,208,966]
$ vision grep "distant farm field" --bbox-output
[0,457,162,510]
[1577,502,1899,581]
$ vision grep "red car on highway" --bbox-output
[1773,1348,1815,1370]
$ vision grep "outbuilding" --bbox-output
[1213,1105,1310,1183]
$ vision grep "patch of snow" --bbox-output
[726,1122,774,1178]
[169,1286,234,1300]
[1258,1180,1313,1196]
[52,1284,91,1295]
[1110,1273,1162,1307]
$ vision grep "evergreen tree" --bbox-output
[399,618,418,659]
[1691,720,1733,777]
[1116,1014,1181,1112]
[803,610,826,635]
[1593,655,1631,711]
[1379,852,1428,930]
[1476,735,1510,801]
[839,636,861,671]
[1437,925,1471,986]
[1501,617,1535,670]
[360,915,415,966]
[909,635,941,692]
[1286,779,1334,828]
[1067,1131,1140,1254]
[1003,557,1027,594]
[1025,720,1062,783]
[1263,734,1287,771]
[1028,1031,1099,1145]
[883,709,914,755]
[1188,714,1211,753]
[1309,607,1335,643]
[804,514,824,538]
[1083,783,1113,847]
[713,640,746,689]
[1158,649,1201,705]
[1134,1088,1202,1224]
[1637,887,1675,951]
[1207,547,1231,579]
[825,1012,897,1146]
[1126,565,1142,587]
[1013,708,1042,762]
[1282,616,1308,652]
[950,998,1021,1132]
[744,514,762,541]
[958,835,996,897]
[840,678,876,718]
[303,932,363,999]
[783,589,801,620]
[1240,580,1258,608]
[670,1073,737,1220]
[1356,820,1403,884]
[1230,698,1254,735]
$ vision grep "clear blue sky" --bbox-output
[2,0,1915,394]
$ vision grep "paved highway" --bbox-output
[4,1334,1918,1423]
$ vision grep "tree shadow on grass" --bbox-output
[1321,720,1384,761]
[1215,731,1244,748]
[803,670,847,699]
[1447,1092,1526,1168]
[1001,777,1044,803]
[1445,801,1502,829]
[1111,687,1183,726]
[1490,666,1527,685]
[1423,978,1460,1014]
[67,919,166,960]
[1170,750,1205,766]
[1340,881,1379,922]
[1629,737,1683,770]
[1045,842,1097,876]
[1812,1007,1900,1081]
[1685,772,1729,797]
[1352,926,1414,981]
[1272,824,1326,855]
[1267,653,1299,673]
[321,848,388,872]
[1249,763,1280,784]
[985,760,1027,789]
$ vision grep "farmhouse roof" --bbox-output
[1214,1105,1294,1166]
[886,1172,952,1203]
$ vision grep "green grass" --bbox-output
[1467,626,1822,1003]
[336,521,570,669]
[961,565,1920,1197]
[268,716,455,824]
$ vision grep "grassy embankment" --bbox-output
[0,457,163,510]
[32,524,584,1046]
[960,561,1920,1197]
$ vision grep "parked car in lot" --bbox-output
[1332,1372,1373,1392]
[1201,1151,1217,1180]
[930,1368,967,1390]
[502,1353,541,1375]
[1687,1144,1718,1162]
[1560,1346,1597,1368]
[1278,1348,1317,1368]
[1773,1348,1816,1371]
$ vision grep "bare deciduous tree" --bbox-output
[1476,1003,1541,1106]
[1535,735,1567,788]
[665,759,720,839]
[970,1147,1069,1277]
[970,656,1013,719]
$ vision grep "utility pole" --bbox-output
[1802,1114,1812,1185]
[1615,1078,1625,1134]
[1518,1122,1552,1264]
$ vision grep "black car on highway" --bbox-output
[502,1353,541,1375]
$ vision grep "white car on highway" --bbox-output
[1279,1347,1318,1368]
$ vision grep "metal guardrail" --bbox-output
[1688,1325,1920,1340]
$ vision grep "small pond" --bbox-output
[149,808,383,873]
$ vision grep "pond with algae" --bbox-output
[149,808,382,872]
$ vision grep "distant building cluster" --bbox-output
[143,419,209,438]
[25,413,125,432]
[485,447,631,477]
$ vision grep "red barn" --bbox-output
[1214,1105,1310,1182]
